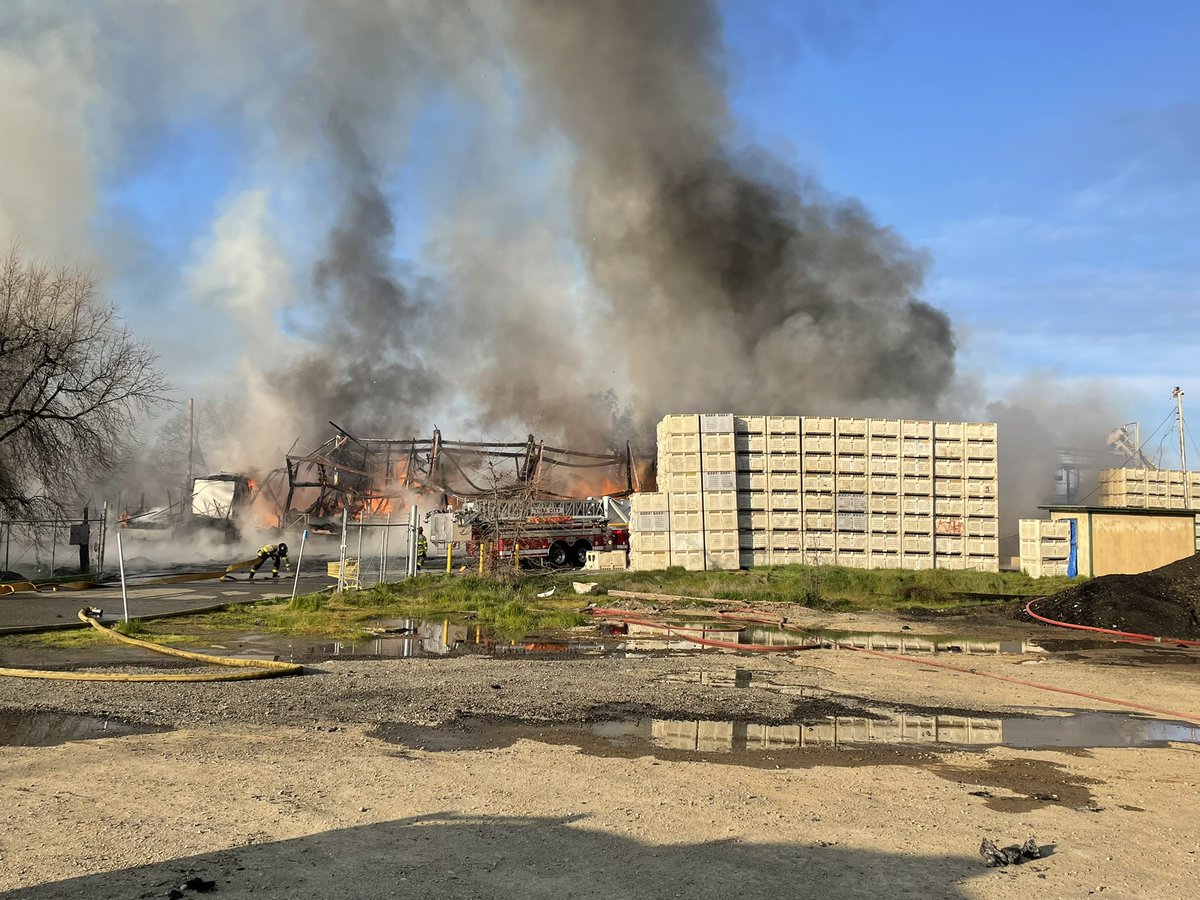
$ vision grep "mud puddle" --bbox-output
[0,709,168,747]
[659,667,836,698]
[372,709,1198,764]
[765,626,1035,655]
[202,619,740,662]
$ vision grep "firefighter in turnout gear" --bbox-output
[249,542,290,579]
[416,527,428,571]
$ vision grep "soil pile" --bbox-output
[1031,553,1200,639]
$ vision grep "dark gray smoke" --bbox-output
[2,0,960,477]
[276,121,439,442]
[506,0,956,433]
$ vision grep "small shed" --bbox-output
[1034,505,1200,578]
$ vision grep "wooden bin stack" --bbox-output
[1018,518,1072,577]
[629,413,1000,572]
[1096,467,1200,510]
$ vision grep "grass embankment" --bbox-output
[0,565,1075,649]
[173,575,591,641]
[563,564,1075,612]
[160,564,1073,642]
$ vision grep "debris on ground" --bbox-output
[1029,553,1200,638]
[980,836,1041,867]
[163,873,220,897]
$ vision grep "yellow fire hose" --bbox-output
[0,579,99,595]
[0,609,304,681]
[0,559,258,597]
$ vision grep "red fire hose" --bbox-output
[1024,598,1200,648]
[829,641,1200,724]
[590,607,821,653]
[587,606,1200,724]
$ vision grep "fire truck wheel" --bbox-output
[547,542,570,567]
[572,541,591,567]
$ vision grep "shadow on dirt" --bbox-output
[4,812,989,899]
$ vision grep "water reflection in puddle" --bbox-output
[227,619,756,661]
[373,709,1199,764]
[660,667,835,699]
[0,710,168,747]
[771,627,1035,655]
[589,711,1200,752]
[206,622,1102,663]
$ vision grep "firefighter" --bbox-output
[416,527,428,571]
[249,541,290,579]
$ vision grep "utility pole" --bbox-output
[183,397,195,525]
[1174,386,1189,506]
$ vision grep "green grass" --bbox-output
[174,564,1076,640]
[164,574,591,641]
[521,563,1077,612]
[3,627,106,649]
[0,563,1078,649]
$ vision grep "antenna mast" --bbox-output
[1174,386,1188,506]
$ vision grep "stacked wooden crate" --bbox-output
[1018,518,1072,577]
[1097,467,1200,509]
[629,413,1000,572]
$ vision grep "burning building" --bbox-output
[281,424,641,530]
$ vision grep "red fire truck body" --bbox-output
[436,498,629,567]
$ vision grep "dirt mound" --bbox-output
[1030,553,1200,639]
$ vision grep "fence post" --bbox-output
[78,505,91,574]
[380,512,391,583]
[446,542,453,575]
[407,504,418,578]
[337,508,349,592]
[290,529,309,603]
[116,531,130,623]
[355,518,365,581]
[98,501,108,576]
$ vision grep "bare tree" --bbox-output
[0,246,169,517]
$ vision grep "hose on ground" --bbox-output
[0,580,99,596]
[824,640,1200,725]
[0,559,259,596]
[591,607,820,653]
[0,609,304,681]
[587,606,1200,724]
[1024,597,1200,648]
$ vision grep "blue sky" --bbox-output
[721,0,1200,459]
[93,1,1200,463]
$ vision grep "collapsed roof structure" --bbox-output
[280,423,641,528]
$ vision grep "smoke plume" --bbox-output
[8,0,1132,531]
[505,0,956,432]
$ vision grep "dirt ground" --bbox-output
[1033,552,1200,639]
[1,609,1198,899]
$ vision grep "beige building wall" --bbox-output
[1048,510,1196,577]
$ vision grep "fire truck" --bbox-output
[428,497,630,568]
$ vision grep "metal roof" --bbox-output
[1039,504,1200,517]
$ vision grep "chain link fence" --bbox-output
[0,507,110,580]
[288,513,438,590]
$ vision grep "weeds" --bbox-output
[1,562,1071,650]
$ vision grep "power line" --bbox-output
[1070,407,1177,507]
